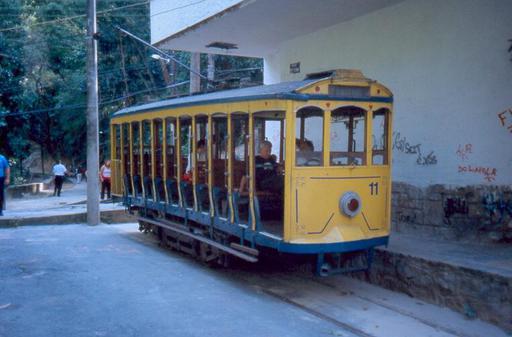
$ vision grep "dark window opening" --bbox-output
[253,111,285,237]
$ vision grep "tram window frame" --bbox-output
[329,106,367,166]
[295,107,324,167]
[153,119,163,177]
[194,115,209,186]
[165,117,179,205]
[372,108,389,165]
[142,120,152,179]
[212,113,228,187]
[212,113,229,218]
[179,117,194,208]
[165,118,177,180]
[231,113,250,224]
[122,123,131,194]
[131,121,141,176]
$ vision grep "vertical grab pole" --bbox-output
[176,118,183,208]
[151,120,157,201]
[248,109,255,231]
[139,121,145,198]
[162,119,169,204]
[129,123,135,197]
[227,113,234,223]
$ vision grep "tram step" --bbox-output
[139,216,258,263]
[230,242,259,257]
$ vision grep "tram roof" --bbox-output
[113,78,320,116]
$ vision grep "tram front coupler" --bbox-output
[315,249,374,276]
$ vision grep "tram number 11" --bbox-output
[369,182,379,196]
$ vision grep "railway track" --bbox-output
[136,229,497,337]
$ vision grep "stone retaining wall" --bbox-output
[357,248,512,333]
[392,182,512,242]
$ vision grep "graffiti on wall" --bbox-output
[444,197,469,219]
[497,108,512,135]
[392,132,437,165]
[456,143,472,161]
[455,143,498,183]
[482,193,512,226]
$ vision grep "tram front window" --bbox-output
[295,107,324,166]
[253,112,285,236]
[330,107,366,166]
[372,108,389,165]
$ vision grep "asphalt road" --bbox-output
[0,224,506,337]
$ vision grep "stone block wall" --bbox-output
[391,182,512,242]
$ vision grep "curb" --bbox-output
[0,209,136,228]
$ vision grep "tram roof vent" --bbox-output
[305,69,371,82]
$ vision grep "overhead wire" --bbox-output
[1,81,190,118]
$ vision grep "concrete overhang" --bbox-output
[152,0,404,57]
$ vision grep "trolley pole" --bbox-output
[86,0,100,225]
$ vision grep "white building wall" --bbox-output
[264,0,512,187]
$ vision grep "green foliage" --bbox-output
[0,0,262,166]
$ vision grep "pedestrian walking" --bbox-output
[0,153,10,216]
[52,160,67,197]
[100,160,112,200]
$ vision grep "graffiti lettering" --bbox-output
[497,108,512,134]
[456,144,472,161]
[458,165,497,182]
[397,212,417,223]
[444,197,469,218]
[393,132,437,166]
[482,193,512,225]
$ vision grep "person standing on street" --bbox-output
[0,154,10,216]
[100,160,112,200]
[52,160,67,197]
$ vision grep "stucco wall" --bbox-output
[264,0,512,187]
[150,0,242,44]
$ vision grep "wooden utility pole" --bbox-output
[86,0,100,225]
[190,52,201,94]
[207,54,215,82]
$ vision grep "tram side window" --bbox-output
[212,115,228,218]
[180,117,194,208]
[113,125,121,191]
[122,123,131,193]
[165,118,179,203]
[253,111,285,237]
[195,115,209,186]
[195,115,210,212]
[231,114,249,223]
[132,122,142,194]
[153,120,163,177]
[330,107,366,166]
[165,118,177,179]
[295,107,324,166]
[142,120,152,178]
[372,109,389,165]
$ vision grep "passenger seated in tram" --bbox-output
[296,138,322,166]
[183,139,207,182]
[255,140,283,194]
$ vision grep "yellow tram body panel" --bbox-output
[110,69,393,251]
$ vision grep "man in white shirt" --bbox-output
[52,160,67,197]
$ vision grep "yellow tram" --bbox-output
[110,69,393,275]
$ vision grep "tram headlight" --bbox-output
[340,191,362,218]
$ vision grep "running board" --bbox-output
[139,217,258,263]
